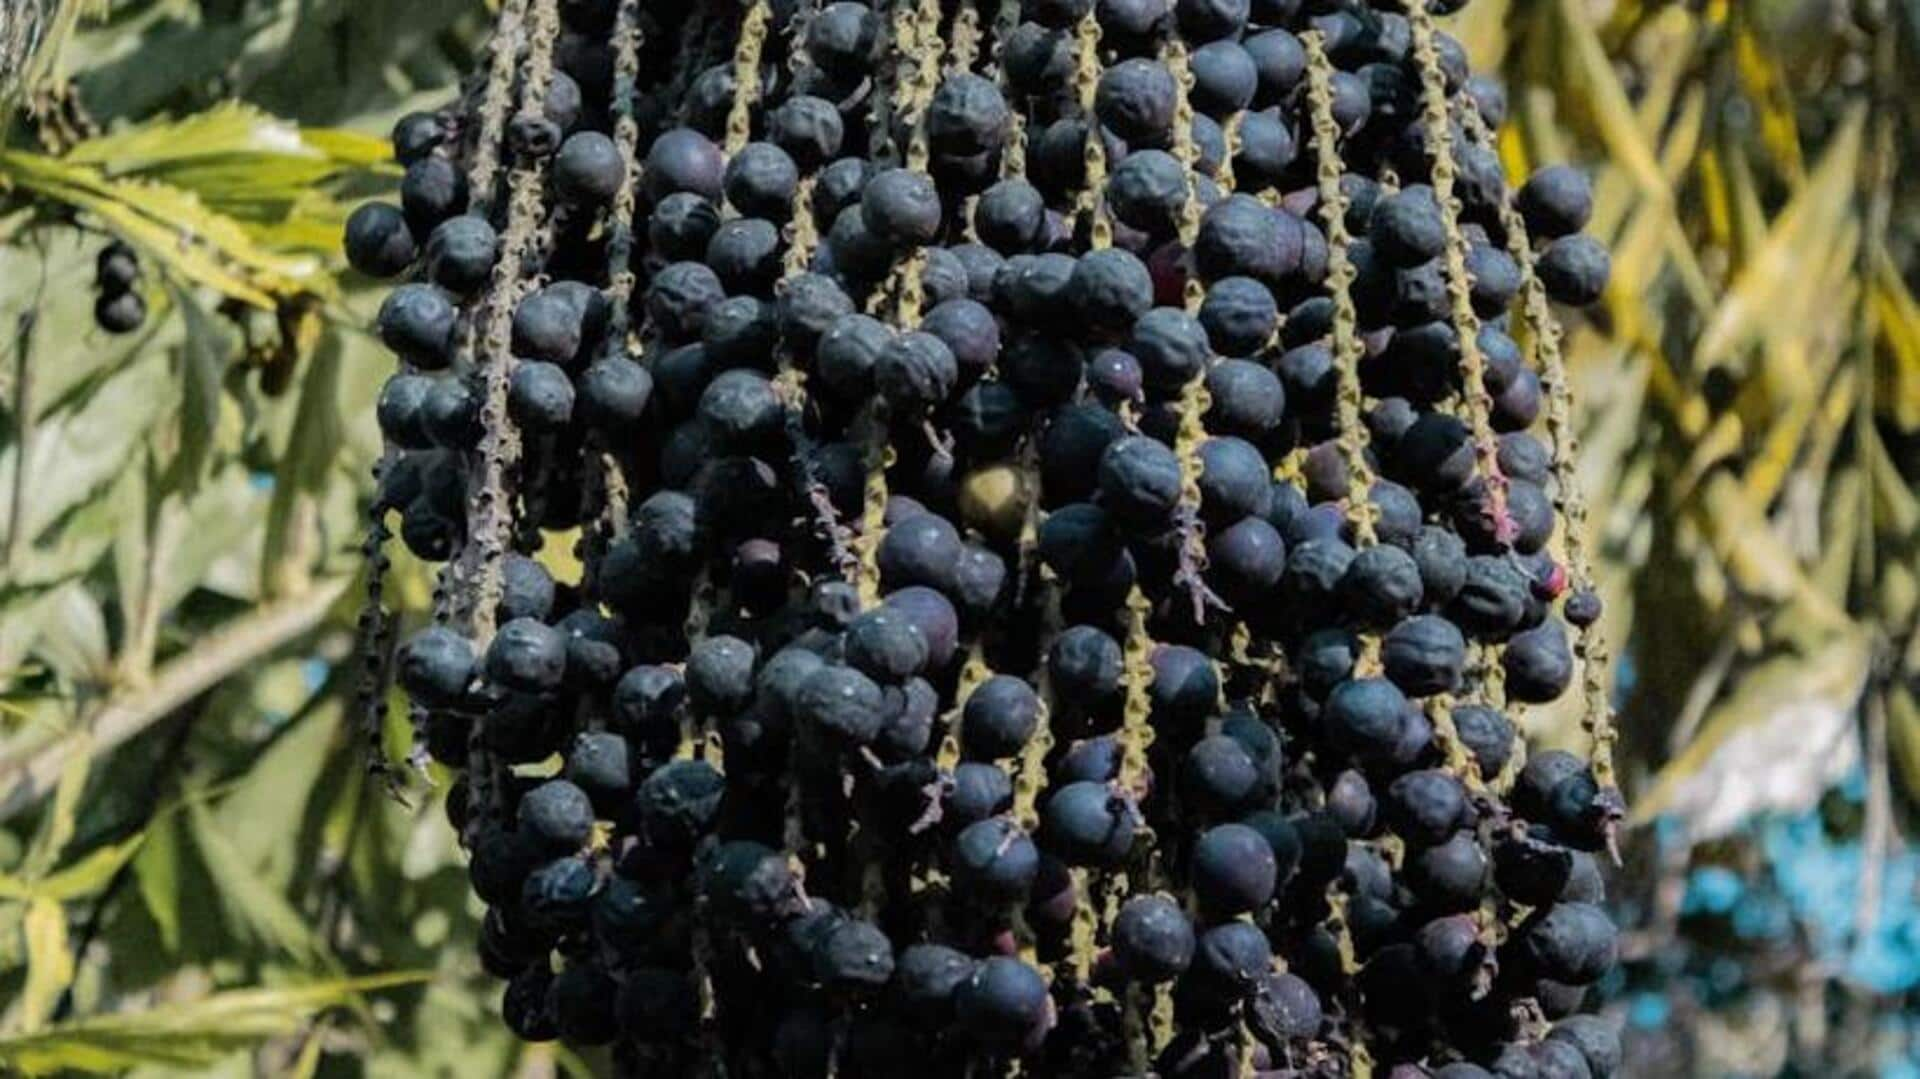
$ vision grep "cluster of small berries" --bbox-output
[345,0,1623,1073]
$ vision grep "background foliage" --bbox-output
[0,0,1917,1075]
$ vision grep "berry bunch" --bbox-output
[349,0,1624,1073]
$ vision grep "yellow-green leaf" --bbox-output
[133,815,183,954]
[0,971,430,1076]
[33,833,145,903]
[1729,6,1805,186]
[0,150,318,308]
[1873,254,1920,431]
[23,733,90,880]
[1693,108,1864,373]
[66,103,343,174]
[18,898,74,1034]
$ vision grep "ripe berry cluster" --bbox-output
[347,0,1624,1073]
[93,240,145,334]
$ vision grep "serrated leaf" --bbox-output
[67,102,341,173]
[0,971,430,1076]
[0,150,317,308]
[18,897,73,1034]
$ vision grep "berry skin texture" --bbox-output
[951,816,1040,901]
[795,664,888,747]
[1107,149,1188,238]
[1096,58,1179,145]
[1369,185,1448,267]
[344,202,416,277]
[955,957,1051,1049]
[645,128,726,203]
[1191,822,1279,915]
[94,291,147,335]
[391,111,445,164]
[1040,780,1136,866]
[422,214,499,296]
[1538,233,1612,306]
[861,168,944,248]
[961,675,1041,760]
[401,156,469,233]
[927,74,1012,157]
[1129,306,1213,392]
[397,625,474,706]
[1113,895,1196,982]
[508,361,575,431]
[486,618,569,694]
[553,131,625,205]
[724,142,800,220]
[96,241,141,291]
[1517,164,1595,240]
[768,95,844,168]
[518,779,595,854]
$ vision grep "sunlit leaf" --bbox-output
[66,102,374,174]
[23,731,90,879]
[1634,628,1872,838]
[33,832,144,902]
[1892,684,1920,806]
[1693,108,1865,372]
[214,699,339,880]
[0,150,319,308]
[262,330,343,597]
[0,971,430,1076]
[1729,6,1805,186]
[18,897,74,1034]
[1873,253,1920,431]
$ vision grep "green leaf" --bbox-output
[25,585,111,687]
[23,732,90,880]
[133,814,183,955]
[18,897,73,1034]
[0,343,169,591]
[64,102,385,175]
[165,285,228,493]
[0,149,317,309]
[185,796,332,968]
[0,971,431,1076]
[263,329,343,596]
[1693,107,1865,372]
[34,832,145,902]
[213,700,338,881]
